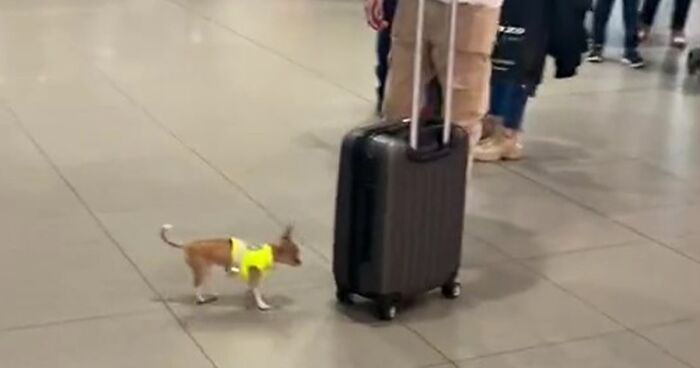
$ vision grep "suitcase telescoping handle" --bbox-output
[409,0,459,150]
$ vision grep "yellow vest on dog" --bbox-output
[230,238,274,281]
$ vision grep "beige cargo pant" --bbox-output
[383,0,500,147]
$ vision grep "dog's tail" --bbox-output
[160,224,184,249]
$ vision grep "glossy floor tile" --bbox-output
[458,331,689,368]
[664,233,700,262]
[399,262,620,361]
[526,241,700,329]
[0,310,213,368]
[1,0,699,367]
[640,318,700,368]
[510,158,700,216]
[614,204,700,244]
[173,287,447,368]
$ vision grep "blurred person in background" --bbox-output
[375,0,398,114]
[588,0,646,68]
[639,0,694,48]
[474,0,590,161]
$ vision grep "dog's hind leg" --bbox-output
[202,269,218,299]
[188,257,217,305]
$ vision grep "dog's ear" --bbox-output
[282,224,294,240]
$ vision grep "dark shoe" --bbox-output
[587,45,604,63]
[622,50,646,69]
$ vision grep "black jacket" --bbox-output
[492,0,591,87]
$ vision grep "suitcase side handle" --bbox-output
[409,0,459,150]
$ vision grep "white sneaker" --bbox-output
[671,31,687,49]
[473,127,523,162]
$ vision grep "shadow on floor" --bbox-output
[161,293,316,334]
[681,75,700,95]
[164,293,295,310]
[660,48,700,94]
[520,137,610,163]
[155,216,544,325]
[337,216,543,323]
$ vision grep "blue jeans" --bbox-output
[640,0,693,31]
[376,0,398,105]
[592,0,640,51]
[489,81,530,131]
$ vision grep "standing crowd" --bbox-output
[366,0,695,162]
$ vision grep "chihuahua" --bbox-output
[160,224,302,310]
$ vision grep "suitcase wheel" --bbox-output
[376,297,398,321]
[441,281,462,299]
[336,289,354,305]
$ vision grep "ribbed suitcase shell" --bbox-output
[333,121,467,300]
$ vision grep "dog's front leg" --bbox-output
[247,268,271,311]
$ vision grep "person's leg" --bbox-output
[592,0,615,48]
[376,31,391,112]
[383,0,431,122]
[474,83,528,162]
[432,3,499,144]
[376,0,398,113]
[670,0,692,47]
[621,0,646,67]
[423,77,443,118]
[639,0,661,41]
[488,80,506,118]
[622,0,641,51]
[432,3,499,178]
[376,32,391,111]
[481,79,506,141]
[501,84,529,132]
[589,0,615,61]
[672,0,692,31]
[639,0,661,27]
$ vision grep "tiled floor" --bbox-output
[1,0,699,367]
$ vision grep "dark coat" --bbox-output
[492,0,591,88]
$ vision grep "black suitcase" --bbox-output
[333,0,468,321]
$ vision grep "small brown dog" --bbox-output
[160,224,302,310]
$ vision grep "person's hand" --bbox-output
[365,0,388,31]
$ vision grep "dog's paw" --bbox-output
[256,302,272,311]
[195,295,219,305]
